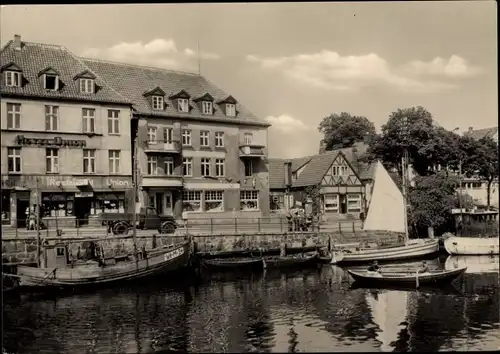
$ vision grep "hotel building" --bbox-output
[82,56,271,219]
[1,35,134,227]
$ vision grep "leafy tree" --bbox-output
[473,137,499,209]
[318,112,376,150]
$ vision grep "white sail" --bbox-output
[366,290,408,352]
[363,161,406,233]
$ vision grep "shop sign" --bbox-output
[15,135,87,148]
[106,178,131,187]
[47,178,95,188]
[75,192,94,198]
[1,178,17,188]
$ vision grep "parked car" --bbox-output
[99,207,178,235]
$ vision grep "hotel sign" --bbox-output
[15,135,87,148]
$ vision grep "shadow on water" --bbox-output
[3,256,499,353]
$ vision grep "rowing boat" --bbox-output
[263,252,318,269]
[201,257,265,271]
[347,266,467,286]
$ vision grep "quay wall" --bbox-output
[1,230,405,265]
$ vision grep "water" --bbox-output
[3,256,499,353]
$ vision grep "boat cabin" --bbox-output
[42,242,70,268]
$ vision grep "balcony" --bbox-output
[144,140,181,154]
[239,143,265,158]
[141,174,183,188]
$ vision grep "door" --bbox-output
[155,192,164,215]
[339,194,347,214]
[75,197,92,226]
[164,191,173,215]
[16,199,29,228]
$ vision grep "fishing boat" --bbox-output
[201,257,265,271]
[12,240,191,290]
[444,255,499,274]
[263,252,318,269]
[347,266,467,287]
[444,235,499,255]
[331,159,439,265]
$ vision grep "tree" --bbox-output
[364,106,449,177]
[318,112,376,150]
[473,137,499,209]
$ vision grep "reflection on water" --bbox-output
[3,256,499,353]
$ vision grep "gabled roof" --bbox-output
[81,57,270,127]
[37,67,60,77]
[193,92,215,102]
[217,95,238,104]
[169,89,191,100]
[268,142,376,189]
[0,40,131,105]
[1,62,22,72]
[464,127,498,141]
[73,70,96,80]
[143,86,166,97]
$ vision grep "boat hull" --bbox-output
[347,266,467,286]
[16,241,191,289]
[264,253,318,269]
[444,255,499,274]
[331,239,439,264]
[201,258,265,271]
[444,236,499,255]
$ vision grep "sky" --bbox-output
[1,3,497,158]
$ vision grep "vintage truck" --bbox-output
[99,207,178,235]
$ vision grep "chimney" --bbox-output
[468,126,474,132]
[13,34,21,51]
[284,161,292,187]
[319,139,326,154]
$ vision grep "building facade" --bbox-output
[1,36,133,227]
[83,57,271,219]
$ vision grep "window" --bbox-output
[90,193,126,215]
[200,131,210,147]
[164,157,174,176]
[7,147,21,173]
[147,156,158,175]
[201,158,211,176]
[108,110,120,134]
[244,132,253,145]
[45,106,58,131]
[42,193,74,217]
[46,148,59,174]
[178,98,189,113]
[6,103,21,129]
[183,158,193,176]
[183,191,201,212]
[215,159,225,177]
[324,194,339,212]
[226,103,236,117]
[240,190,259,211]
[201,101,213,115]
[4,71,21,87]
[244,160,253,177]
[332,165,349,176]
[152,96,164,110]
[80,78,94,94]
[163,127,173,143]
[182,129,192,146]
[44,75,59,90]
[347,194,361,213]
[83,149,96,174]
[82,108,95,133]
[205,191,223,212]
[109,150,120,174]
[215,132,224,148]
[147,127,157,144]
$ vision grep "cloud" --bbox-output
[81,38,220,70]
[246,51,482,93]
[266,114,311,133]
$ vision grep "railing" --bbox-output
[1,217,368,238]
[144,140,181,153]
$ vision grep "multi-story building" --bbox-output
[1,35,134,227]
[83,57,271,219]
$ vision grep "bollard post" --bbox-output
[234,218,238,233]
[280,217,283,232]
[77,219,80,237]
[258,218,261,233]
[210,218,213,234]
[338,222,341,233]
[352,222,355,233]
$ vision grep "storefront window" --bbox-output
[324,194,339,212]
[183,191,201,212]
[90,193,126,215]
[270,193,284,211]
[42,193,74,217]
[2,191,11,223]
[205,191,223,212]
[347,193,361,213]
[240,190,259,211]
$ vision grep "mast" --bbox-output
[401,116,410,245]
[132,130,138,268]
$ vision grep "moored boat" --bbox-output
[444,255,499,274]
[347,266,467,287]
[263,252,318,269]
[14,240,191,290]
[444,236,499,255]
[201,257,265,271]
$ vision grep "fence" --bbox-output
[1,216,366,238]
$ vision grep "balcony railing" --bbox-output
[144,140,181,154]
[239,144,265,158]
[142,174,183,187]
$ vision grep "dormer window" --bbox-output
[152,96,164,110]
[178,98,189,113]
[4,71,21,87]
[44,74,59,91]
[80,78,94,94]
[226,103,236,117]
[201,101,213,115]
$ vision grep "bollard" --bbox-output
[352,222,355,233]
[258,218,261,233]
[234,218,238,233]
[280,217,283,232]
[210,218,213,234]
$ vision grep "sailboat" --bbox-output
[365,289,408,352]
[331,158,439,265]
